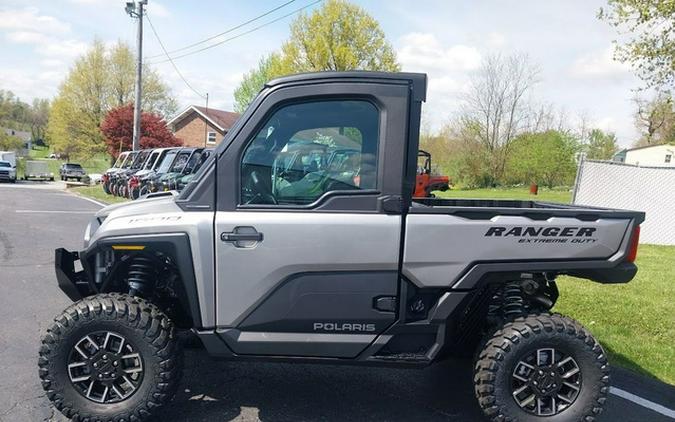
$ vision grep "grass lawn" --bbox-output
[69,185,129,205]
[18,147,111,179]
[555,244,675,384]
[435,187,572,204]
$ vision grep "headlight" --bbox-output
[83,217,103,248]
[83,221,93,248]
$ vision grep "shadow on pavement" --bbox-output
[153,349,485,422]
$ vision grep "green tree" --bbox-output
[460,53,540,186]
[233,53,286,113]
[506,131,579,188]
[599,0,675,89]
[586,128,619,159]
[0,131,24,151]
[47,40,177,159]
[633,92,675,145]
[280,0,400,73]
[233,0,400,111]
[29,98,50,142]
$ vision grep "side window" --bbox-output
[240,100,379,205]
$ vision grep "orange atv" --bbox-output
[414,150,450,197]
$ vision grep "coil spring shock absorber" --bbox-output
[501,282,526,319]
[127,255,156,296]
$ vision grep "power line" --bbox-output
[148,0,323,65]
[145,0,297,60]
[145,12,207,100]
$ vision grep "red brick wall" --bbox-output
[172,111,226,147]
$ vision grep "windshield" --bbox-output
[156,150,178,173]
[112,153,127,168]
[121,152,138,169]
[65,164,82,169]
[182,151,204,174]
[169,151,191,173]
[0,161,10,168]
[144,151,159,170]
[131,150,150,170]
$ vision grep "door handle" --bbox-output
[220,227,263,244]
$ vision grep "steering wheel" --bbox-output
[246,170,277,205]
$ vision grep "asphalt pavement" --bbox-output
[0,181,673,422]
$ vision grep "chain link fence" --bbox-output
[572,159,675,245]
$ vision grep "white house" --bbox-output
[613,144,675,167]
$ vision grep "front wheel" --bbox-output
[38,294,182,421]
[474,313,609,422]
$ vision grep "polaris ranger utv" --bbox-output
[41,72,644,422]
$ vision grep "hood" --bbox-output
[95,191,180,219]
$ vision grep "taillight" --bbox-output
[626,226,640,263]
[129,176,139,188]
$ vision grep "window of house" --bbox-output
[666,154,672,163]
[240,99,379,206]
[207,131,217,144]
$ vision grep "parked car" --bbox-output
[24,160,53,181]
[0,160,16,183]
[59,163,87,181]
[45,72,645,422]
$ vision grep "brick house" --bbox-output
[167,105,239,147]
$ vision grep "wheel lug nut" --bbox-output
[93,363,98,368]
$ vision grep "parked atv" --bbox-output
[126,148,177,199]
[100,151,132,194]
[414,150,450,197]
[42,72,643,422]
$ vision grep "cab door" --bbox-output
[214,80,414,358]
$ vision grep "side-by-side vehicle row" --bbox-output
[102,145,450,201]
[101,147,214,200]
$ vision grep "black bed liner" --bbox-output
[411,198,645,223]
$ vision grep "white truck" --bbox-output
[0,151,17,168]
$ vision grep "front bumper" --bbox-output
[55,248,90,301]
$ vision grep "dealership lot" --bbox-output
[0,183,673,421]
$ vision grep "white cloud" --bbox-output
[40,59,65,68]
[149,2,170,18]
[0,7,70,34]
[398,32,481,73]
[5,31,87,60]
[570,47,631,79]
[485,32,506,48]
[396,32,482,131]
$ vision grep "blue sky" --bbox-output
[0,0,642,145]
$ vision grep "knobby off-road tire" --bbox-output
[474,313,609,422]
[38,294,182,421]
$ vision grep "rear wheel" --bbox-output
[38,294,182,421]
[474,313,609,422]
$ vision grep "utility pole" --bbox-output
[125,0,147,151]
[203,93,209,147]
